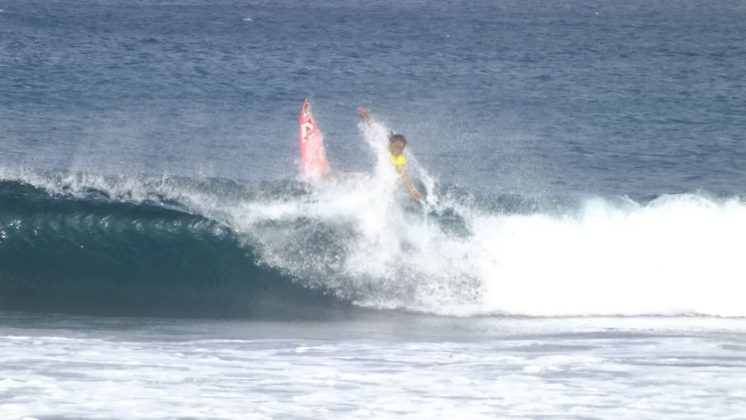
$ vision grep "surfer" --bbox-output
[359,107,422,201]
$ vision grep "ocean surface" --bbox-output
[1,0,746,418]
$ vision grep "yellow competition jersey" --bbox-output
[389,153,407,171]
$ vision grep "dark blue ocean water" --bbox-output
[2,0,745,195]
[2,2,746,417]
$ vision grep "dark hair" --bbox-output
[388,133,407,144]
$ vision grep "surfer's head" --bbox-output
[388,133,406,156]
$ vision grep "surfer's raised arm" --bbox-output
[358,106,372,126]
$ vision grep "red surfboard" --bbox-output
[299,99,330,180]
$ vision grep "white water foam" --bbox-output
[243,124,746,317]
[2,317,746,419]
[474,194,746,317]
[207,122,746,318]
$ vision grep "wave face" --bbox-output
[2,163,745,319]
[0,177,348,319]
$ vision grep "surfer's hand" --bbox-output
[413,191,423,201]
[358,107,370,124]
